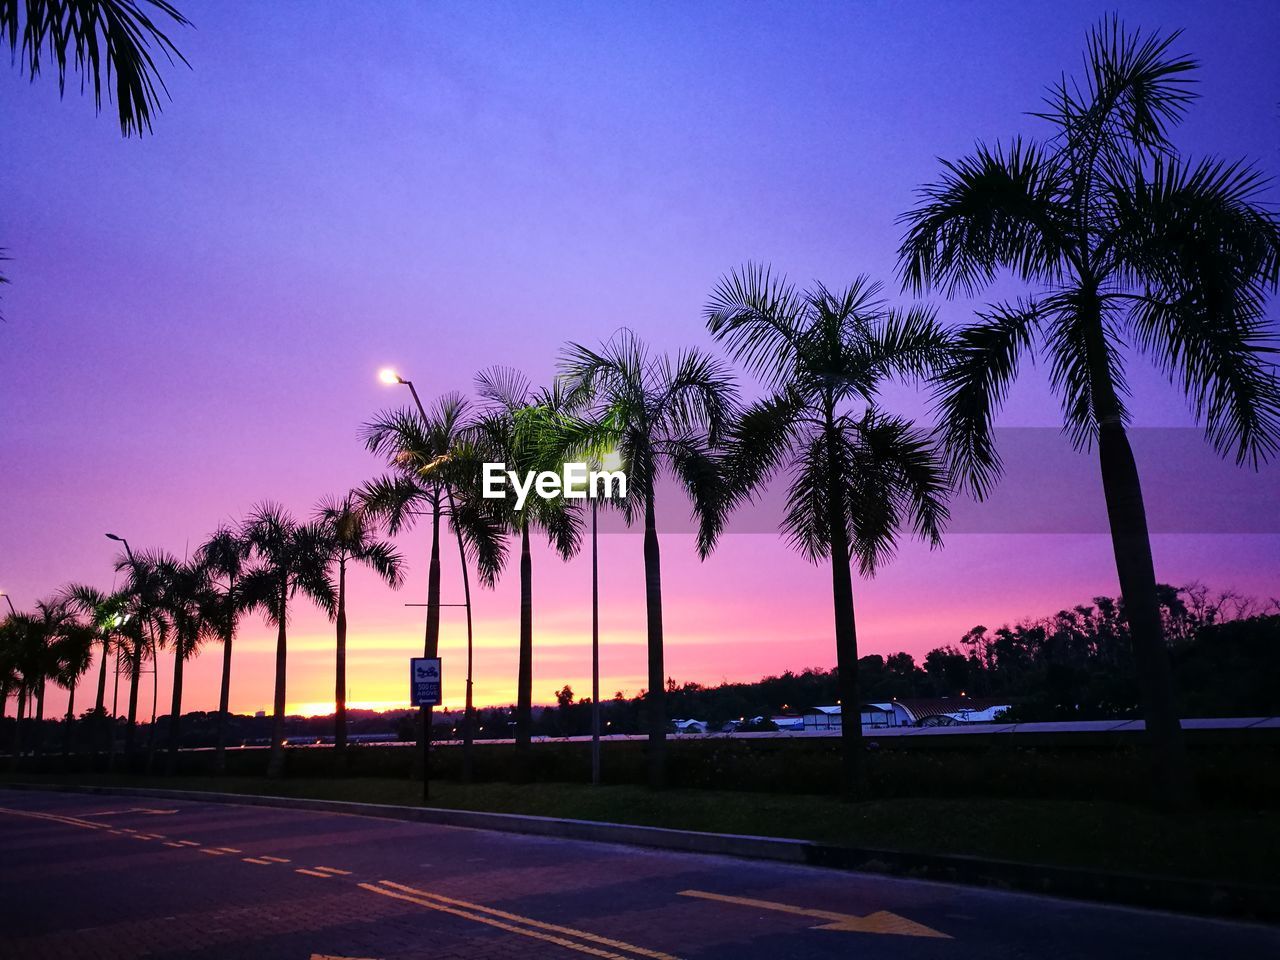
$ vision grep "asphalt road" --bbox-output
[0,789,1275,960]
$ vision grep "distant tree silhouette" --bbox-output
[898,18,1280,809]
[706,265,951,798]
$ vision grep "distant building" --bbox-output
[771,715,804,731]
[803,698,1012,730]
[671,718,708,734]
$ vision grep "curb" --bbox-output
[4,781,1275,924]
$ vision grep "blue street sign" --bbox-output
[410,657,442,707]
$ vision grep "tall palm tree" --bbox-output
[53,620,97,758]
[3,612,37,764]
[705,266,951,798]
[361,395,506,780]
[241,503,335,778]
[62,584,131,757]
[25,598,77,757]
[471,369,582,772]
[896,18,1280,807]
[1,0,190,136]
[314,493,405,756]
[196,525,252,774]
[155,555,216,772]
[560,333,737,788]
[114,549,168,760]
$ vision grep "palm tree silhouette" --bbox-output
[471,369,582,773]
[561,332,737,788]
[154,555,217,773]
[241,503,335,778]
[706,266,951,798]
[314,493,405,757]
[361,395,507,779]
[53,618,97,758]
[897,18,1280,807]
[62,583,131,754]
[113,549,168,762]
[196,525,252,774]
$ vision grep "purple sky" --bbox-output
[2,1,1278,716]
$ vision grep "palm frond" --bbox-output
[3,0,191,136]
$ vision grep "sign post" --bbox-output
[410,658,442,802]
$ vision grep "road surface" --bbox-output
[0,789,1274,959]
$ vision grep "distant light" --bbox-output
[378,368,402,385]
[601,450,624,472]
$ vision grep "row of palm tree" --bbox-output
[2,20,1276,808]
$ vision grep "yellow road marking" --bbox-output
[216,847,242,853]
[199,848,226,856]
[0,806,106,832]
[371,880,682,960]
[133,834,155,840]
[310,954,381,959]
[164,841,185,847]
[243,857,274,865]
[119,827,135,833]
[677,890,950,939]
[296,868,334,878]
[360,883,641,959]
[177,840,200,846]
[313,866,352,876]
[260,856,290,863]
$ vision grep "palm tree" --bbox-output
[361,395,506,780]
[560,333,737,788]
[196,525,252,774]
[155,555,217,773]
[241,503,335,778]
[1,0,190,136]
[705,266,951,798]
[470,369,583,772]
[25,598,77,757]
[2,612,37,764]
[53,620,97,759]
[314,493,405,757]
[896,18,1280,808]
[113,549,168,761]
[62,584,131,758]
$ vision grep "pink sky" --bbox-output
[2,1,1277,717]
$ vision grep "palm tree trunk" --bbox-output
[642,493,666,789]
[215,580,236,776]
[61,682,78,761]
[445,487,476,784]
[1097,419,1194,810]
[146,638,159,773]
[166,640,185,774]
[215,626,233,774]
[419,492,443,785]
[335,557,348,758]
[267,586,289,778]
[94,639,109,762]
[125,642,141,760]
[10,687,26,770]
[515,523,533,773]
[826,419,865,799]
[33,679,45,758]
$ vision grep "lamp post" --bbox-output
[0,591,16,616]
[379,368,478,796]
[106,533,149,765]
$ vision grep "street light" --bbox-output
[0,591,16,616]
[378,366,476,796]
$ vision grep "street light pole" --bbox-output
[1,592,16,616]
[591,498,601,786]
[106,533,144,766]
